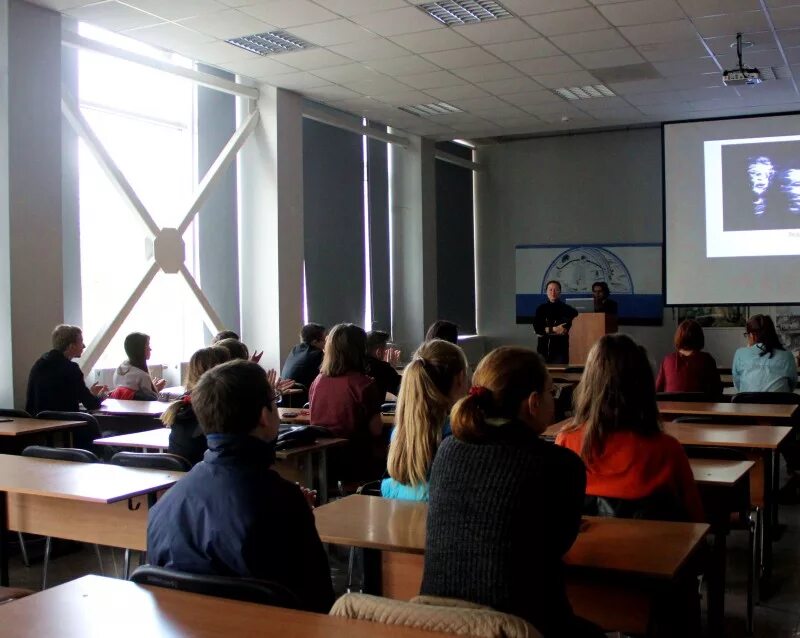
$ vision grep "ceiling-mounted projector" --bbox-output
[723,67,762,86]
[723,33,762,87]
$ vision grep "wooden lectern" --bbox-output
[569,313,618,365]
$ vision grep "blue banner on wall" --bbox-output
[515,243,663,325]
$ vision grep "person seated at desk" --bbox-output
[309,323,383,479]
[111,332,166,400]
[212,329,263,363]
[591,280,617,314]
[421,346,602,638]
[533,280,578,364]
[162,345,230,466]
[733,314,797,392]
[425,320,459,344]
[656,320,722,396]
[147,360,334,613]
[381,339,468,501]
[557,334,704,523]
[365,330,402,398]
[282,323,327,405]
[26,324,108,415]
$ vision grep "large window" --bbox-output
[76,24,204,371]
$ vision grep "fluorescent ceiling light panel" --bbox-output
[226,31,315,56]
[554,85,615,100]
[399,102,463,116]
[418,0,511,26]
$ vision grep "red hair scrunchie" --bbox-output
[181,394,192,405]
[468,385,489,398]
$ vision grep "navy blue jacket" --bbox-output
[281,343,323,401]
[147,433,334,613]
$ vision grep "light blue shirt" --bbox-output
[732,344,797,393]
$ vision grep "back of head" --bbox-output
[388,340,468,486]
[301,323,326,345]
[366,330,390,355]
[212,330,239,344]
[52,324,82,353]
[425,320,458,344]
[185,346,231,392]
[124,332,150,372]
[451,346,546,443]
[215,337,249,360]
[747,314,783,357]
[674,319,704,352]
[571,333,660,463]
[320,323,367,377]
[192,360,272,435]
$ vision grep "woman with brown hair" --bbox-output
[655,319,722,396]
[556,333,703,522]
[162,345,230,466]
[112,332,166,400]
[733,314,797,392]
[382,339,468,501]
[420,346,600,638]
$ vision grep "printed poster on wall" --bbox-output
[515,243,664,325]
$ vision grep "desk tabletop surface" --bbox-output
[657,401,797,419]
[95,399,166,417]
[314,495,708,580]
[0,575,455,638]
[93,427,348,459]
[278,408,394,426]
[546,418,792,450]
[0,418,84,437]
[690,458,755,486]
[0,454,183,503]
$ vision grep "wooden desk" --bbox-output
[94,399,167,417]
[0,575,455,638]
[278,408,394,427]
[657,401,797,424]
[93,428,347,503]
[0,418,83,437]
[315,495,708,634]
[0,454,183,585]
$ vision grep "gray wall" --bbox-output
[475,127,743,367]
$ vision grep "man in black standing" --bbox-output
[533,281,578,364]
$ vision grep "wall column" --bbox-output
[238,86,304,371]
[389,133,437,354]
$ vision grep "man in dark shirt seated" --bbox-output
[365,330,401,398]
[25,324,107,415]
[147,359,335,613]
[281,323,326,404]
[591,281,618,315]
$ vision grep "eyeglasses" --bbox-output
[742,331,750,338]
[269,390,283,405]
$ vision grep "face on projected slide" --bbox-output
[748,157,775,215]
[782,168,800,214]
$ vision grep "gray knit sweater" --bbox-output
[420,423,590,637]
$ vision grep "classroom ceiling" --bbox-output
[30,0,800,142]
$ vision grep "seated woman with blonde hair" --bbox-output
[381,339,468,501]
[557,333,703,522]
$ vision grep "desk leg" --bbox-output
[318,450,328,505]
[362,548,383,596]
[708,530,726,638]
[0,491,7,586]
[763,451,774,580]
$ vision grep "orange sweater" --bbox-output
[556,426,704,523]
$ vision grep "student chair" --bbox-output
[20,446,103,589]
[109,452,191,579]
[35,410,105,452]
[346,480,385,593]
[130,565,300,609]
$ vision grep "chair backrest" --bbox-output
[732,392,800,405]
[130,565,300,609]
[0,409,31,418]
[356,480,383,496]
[583,491,687,522]
[21,445,99,463]
[36,410,101,433]
[330,593,542,638]
[657,392,716,402]
[110,451,191,472]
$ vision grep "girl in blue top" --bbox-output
[733,314,797,393]
[382,339,469,501]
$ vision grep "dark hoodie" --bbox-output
[167,395,207,466]
[25,349,103,415]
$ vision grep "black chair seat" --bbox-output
[110,452,191,472]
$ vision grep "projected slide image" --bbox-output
[722,141,800,231]
[705,133,800,258]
